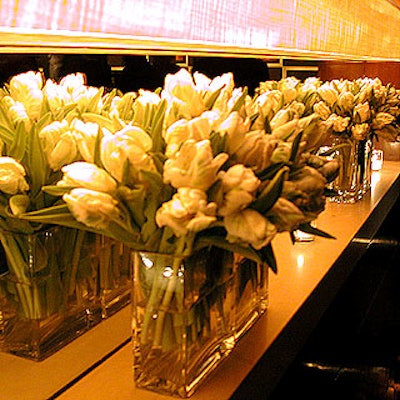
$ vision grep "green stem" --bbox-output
[98,235,111,291]
[152,254,182,347]
[68,229,86,301]
[152,236,192,349]
[139,253,169,345]
[0,231,35,318]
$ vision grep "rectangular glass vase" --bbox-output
[85,233,132,321]
[0,226,132,361]
[132,246,269,398]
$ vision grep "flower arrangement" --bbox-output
[12,68,340,271]
[0,71,126,329]
[0,67,343,381]
[258,76,400,202]
[0,67,338,393]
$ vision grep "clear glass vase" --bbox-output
[0,226,96,360]
[132,246,269,398]
[0,227,133,360]
[329,136,372,203]
[87,233,132,320]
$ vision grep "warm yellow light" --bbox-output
[296,254,305,269]
[0,0,400,60]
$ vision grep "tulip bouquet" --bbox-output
[16,68,339,269]
[6,67,337,374]
[0,70,123,327]
[308,76,400,201]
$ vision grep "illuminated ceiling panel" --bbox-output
[0,0,399,60]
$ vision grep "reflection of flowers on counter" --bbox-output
[0,71,132,359]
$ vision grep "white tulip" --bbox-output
[57,162,117,193]
[155,187,217,236]
[164,139,228,191]
[224,209,277,250]
[0,157,29,195]
[63,188,121,230]
[101,125,155,183]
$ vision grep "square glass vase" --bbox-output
[329,136,372,204]
[85,233,132,321]
[132,246,269,398]
[0,226,131,361]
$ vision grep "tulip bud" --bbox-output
[224,209,277,250]
[317,83,338,107]
[272,119,300,141]
[63,188,121,230]
[1,96,31,131]
[327,114,350,133]
[313,101,332,121]
[164,115,212,157]
[43,79,71,111]
[353,102,371,123]
[217,164,261,216]
[39,120,79,171]
[155,187,217,236]
[351,123,370,141]
[0,156,29,195]
[163,139,228,191]
[163,68,205,118]
[371,112,395,130]
[234,130,278,172]
[9,71,43,121]
[58,162,117,193]
[270,109,295,131]
[266,197,305,232]
[101,125,155,183]
[132,89,161,126]
[217,111,250,154]
[278,76,299,104]
[283,166,327,215]
[337,91,355,114]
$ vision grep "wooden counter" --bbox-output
[1,162,399,400]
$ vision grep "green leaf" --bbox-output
[28,125,49,198]
[119,92,136,120]
[56,103,79,121]
[319,142,351,157]
[297,223,335,239]
[8,121,27,161]
[230,87,248,112]
[82,112,115,132]
[204,86,224,110]
[87,87,104,113]
[289,131,304,163]
[36,111,53,133]
[0,125,15,145]
[264,115,272,134]
[209,130,227,156]
[257,243,277,273]
[251,166,289,213]
[93,126,106,169]
[9,194,30,215]
[117,185,146,227]
[42,185,72,197]
[194,235,277,273]
[18,203,71,217]
[101,88,119,112]
[256,161,286,181]
[120,158,132,187]
[150,99,167,153]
